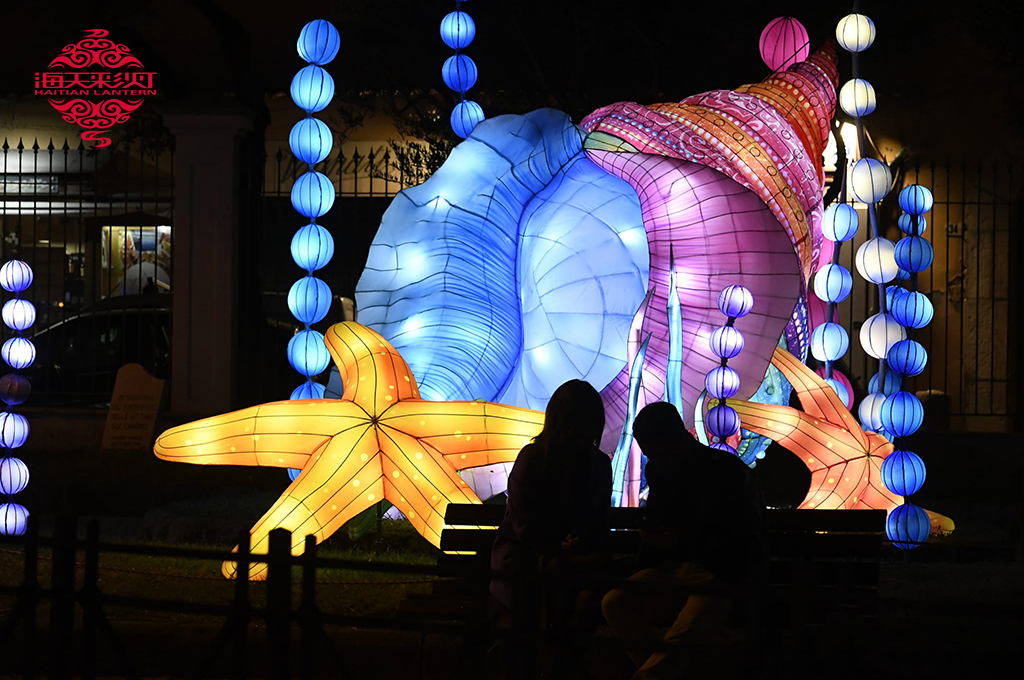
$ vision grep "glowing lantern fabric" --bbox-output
[451,100,485,139]
[0,503,28,536]
[894,236,934,273]
[836,13,876,53]
[0,457,28,495]
[0,261,32,293]
[289,118,333,165]
[899,185,934,215]
[297,19,341,65]
[291,171,336,219]
[887,503,930,549]
[442,54,478,93]
[839,78,876,117]
[154,322,544,579]
[882,449,926,496]
[440,11,475,49]
[822,204,859,242]
[758,17,810,72]
[850,158,892,204]
[290,65,335,113]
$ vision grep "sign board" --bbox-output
[102,363,166,451]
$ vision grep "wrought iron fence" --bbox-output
[833,160,1019,431]
[0,137,174,407]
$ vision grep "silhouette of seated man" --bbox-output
[602,401,766,680]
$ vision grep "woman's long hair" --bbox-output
[533,380,606,464]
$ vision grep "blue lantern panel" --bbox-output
[0,503,28,536]
[707,404,741,438]
[709,325,744,359]
[705,366,740,400]
[880,391,925,438]
[291,223,335,272]
[886,503,930,549]
[890,291,934,330]
[0,412,29,449]
[451,100,485,139]
[813,264,852,303]
[297,19,341,65]
[887,339,928,377]
[821,203,858,242]
[718,285,753,318]
[290,65,335,113]
[287,330,331,377]
[898,185,934,216]
[291,171,336,219]
[440,11,475,49]
[894,236,934,274]
[898,213,927,235]
[289,118,333,165]
[810,322,849,362]
[881,449,927,496]
[1,338,35,370]
[288,276,333,325]
[442,54,478,94]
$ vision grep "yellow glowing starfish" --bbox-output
[728,347,902,511]
[155,322,544,579]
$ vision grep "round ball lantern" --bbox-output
[710,442,737,454]
[898,213,927,235]
[291,381,327,400]
[850,158,892,204]
[886,285,908,310]
[887,339,929,377]
[442,54,478,93]
[290,65,335,113]
[297,19,341,65]
[860,313,906,360]
[705,366,740,400]
[706,404,740,438]
[758,17,810,71]
[810,322,849,362]
[824,378,851,408]
[822,203,859,242]
[836,13,876,52]
[890,291,934,330]
[816,367,853,407]
[839,79,876,117]
[718,285,754,318]
[0,457,28,495]
[291,223,335,272]
[287,330,331,377]
[0,411,29,449]
[882,449,927,496]
[287,276,333,325]
[2,299,36,332]
[1,337,35,370]
[709,325,744,359]
[886,503,930,550]
[858,392,886,431]
[0,374,31,407]
[813,264,852,303]
[897,267,912,281]
[291,171,336,219]
[440,10,476,49]
[894,236,934,273]
[869,369,902,396]
[289,118,333,165]
[0,503,28,536]
[880,391,925,438]
[898,185,934,216]
[0,261,33,293]
[451,100,485,139]
[855,237,898,284]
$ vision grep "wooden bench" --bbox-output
[399,504,885,674]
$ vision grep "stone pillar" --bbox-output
[164,109,252,416]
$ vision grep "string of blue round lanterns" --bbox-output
[442,1,484,138]
[287,20,340,480]
[0,260,33,536]
[704,285,753,455]
[878,185,935,548]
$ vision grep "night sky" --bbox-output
[3,0,1022,160]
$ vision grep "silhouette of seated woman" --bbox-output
[602,401,766,680]
[491,379,612,669]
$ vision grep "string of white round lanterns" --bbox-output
[442,1,484,138]
[837,8,929,550]
[0,260,34,536]
[704,285,753,455]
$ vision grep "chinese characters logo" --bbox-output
[35,29,156,148]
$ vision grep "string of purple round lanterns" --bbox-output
[0,260,34,536]
[442,1,484,138]
[286,20,341,480]
[704,285,754,454]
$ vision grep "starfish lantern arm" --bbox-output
[153,400,365,469]
[223,422,382,580]
[768,346,870,451]
[381,400,546,471]
[374,426,483,547]
[325,322,420,416]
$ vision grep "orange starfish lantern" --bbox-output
[729,346,902,511]
[155,322,544,579]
